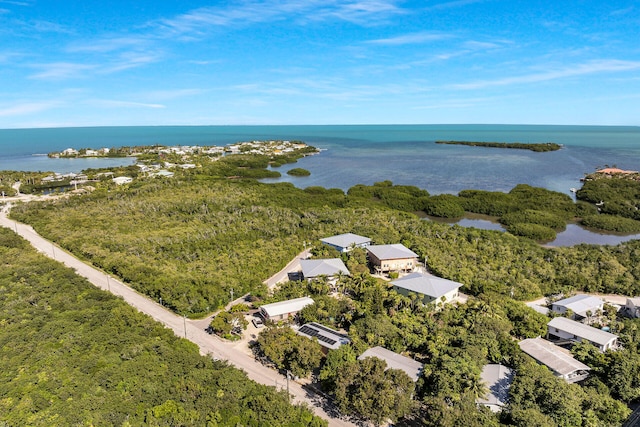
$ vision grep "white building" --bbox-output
[625,297,640,318]
[300,258,350,282]
[320,233,371,253]
[547,317,618,352]
[551,294,604,321]
[259,296,314,321]
[477,364,514,412]
[358,346,423,382]
[112,176,133,185]
[518,337,591,383]
[296,322,350,352]
[390,272,462,306]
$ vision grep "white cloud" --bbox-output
[67,36,150,53]
[366,31,452,45]
[452,59,640,89]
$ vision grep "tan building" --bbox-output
[367,244,418,274]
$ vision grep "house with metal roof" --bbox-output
[551,294,604,321]
[390,272,462,306]
[320,233,371,253]
[518,337,591,383]
[300,258,350,281]
[259,296,314,321]
[547,317,618,352]
[477,364,514,412]
[625,297,640,318]
[296,322,350,352]
[367,244,419,274]
[358,346,423,382]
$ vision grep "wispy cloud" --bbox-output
[0,0,32,6]
[452,59,640,89]
[101,52,161,73]
[144,88,206,100]
[366,31,452,45]
[154,0,404,36]
[610,6,634,16]
[0,101,57,117]
[87,99,166,109]
[67,36,150,53]
[424,0,487,11]
[29,62,96,80]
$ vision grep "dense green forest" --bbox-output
[9,162,640,314]
[0,227,325,426]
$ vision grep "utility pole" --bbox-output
[106,274,111,291]
[230,288,234,302]
[51,243,56,259]
[286,370,290,401]
[183,314,187,338]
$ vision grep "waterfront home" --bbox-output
[518,337,590,383]
[296,322,350,353]
[299,258,350,288]
[358,346,423,382]
[390,272,462,306]
[367,244,418,274]
[547,317,618,352]
[259,296,314,321]
[551,294,604,321]
[320,233,371,253]
[477,364,514,412]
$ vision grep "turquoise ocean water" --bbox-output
[2,124,640,196]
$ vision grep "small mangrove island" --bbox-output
[436,140,561,152]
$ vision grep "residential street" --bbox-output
[0,205,355,427]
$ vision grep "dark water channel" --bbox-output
[424,213,640,247]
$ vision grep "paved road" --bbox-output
[0,206,355,427]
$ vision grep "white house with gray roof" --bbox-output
[518,337,591,383]
[358,346,423,382]
[547,317,618,352]
[390,272,462,306]
[296,322,350,352]
[551,294,604,321]
[367,244,418,274]
[259,296,314,321]
[320,233,371,253]
[625,297,640,318]
[477,364,514,412]
[299,258,350,281]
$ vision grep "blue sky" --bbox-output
[1,0,639,128]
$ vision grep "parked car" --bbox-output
[252,317,264,328]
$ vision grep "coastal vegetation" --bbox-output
[435,140,562,152]
[0,228,325,427]
[287,168,311,176]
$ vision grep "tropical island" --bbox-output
[2,142,640,426]
[435,140,562,152]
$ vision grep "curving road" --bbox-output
[0,205,355,427]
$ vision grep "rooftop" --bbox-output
[260,296,314,318]
[296,322,350,350]
[519,337,591,376]
[300,258,350,278]
[552,294,604,317]
[367,244,418,260]
[358,346,423,382]
[320,233,371,250]
[477,364,514,411]
[391,272,462,299]
[548,317,618,346]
